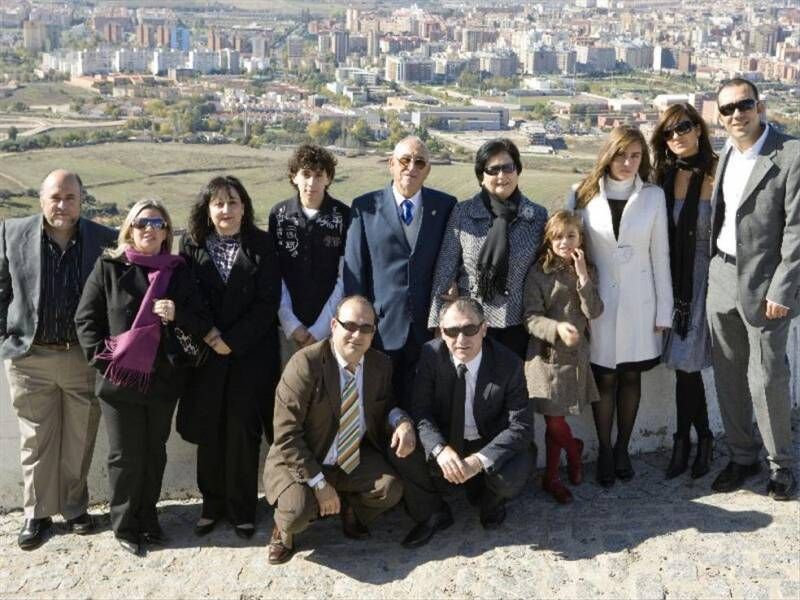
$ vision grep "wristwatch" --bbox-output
[313,479,327,491]
[431,443,445,459]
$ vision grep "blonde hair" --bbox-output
[535,209,590,272]
[105,198,174,258]
[574,125,651,209]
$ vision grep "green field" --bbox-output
[0,143,581,225]
[0,83,98,110]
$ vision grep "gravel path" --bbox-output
[1,417,798,600]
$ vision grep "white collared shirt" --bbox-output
[450,350,492,470]
[716,124,770,256]
[392,185,422,213]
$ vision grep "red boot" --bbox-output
[566,438,584,485]
[543,429,574,504]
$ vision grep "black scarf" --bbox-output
[663,149,710,338]
[475,186,520,301]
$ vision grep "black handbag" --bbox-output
[164,323,209,368]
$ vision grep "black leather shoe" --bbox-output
[194,519,217,537]
[141,528,169,546]
[767,469,797,501]
[691,434,714,479]
[665,434,691,480]
[480,500,506,530]
[18,517,52,550]
[614,444,635,481]
[596,447,615,488]
[117,537,142,556]
[66,513,94,535]
[401,504,454,548]
[234,524,255,540]
[341,506,370,540]
[711,460,761,493]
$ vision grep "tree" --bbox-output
[349,119,373,145]
[527,101,553,122]
[7,126,17,141]
[307,120,341,145]
[10,101,28,112]
[457,70,481,90]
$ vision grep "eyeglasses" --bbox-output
[441,322,483,338]
[718,98,757,117]
[395,156,428,170]
[483,163,516,176]
[664,120,695,138]
[132,217,168,230]
[336,318,376,334]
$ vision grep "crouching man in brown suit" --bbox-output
[264,294,417,564]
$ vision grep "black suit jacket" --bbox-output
[412,337,532,472]
[0,214,116,359]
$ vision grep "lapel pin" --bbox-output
[431,210,437,216]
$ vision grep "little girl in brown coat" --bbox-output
[523,210,604,503]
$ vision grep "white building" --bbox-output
[114,48,149,73]
[188,50,216,74]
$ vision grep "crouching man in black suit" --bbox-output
[391,297,534,548]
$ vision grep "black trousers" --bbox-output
[197,397,261,525]
[100,396,176,543]
[487,325,529,361]
[383,334,424,413]
[391,439,533,523]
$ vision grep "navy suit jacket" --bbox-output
[344,184,456,352]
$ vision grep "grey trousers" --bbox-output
[706,255,794,471]
[5,345,100,519]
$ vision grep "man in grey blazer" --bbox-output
[707,78,799,500]
[0,170,117,548]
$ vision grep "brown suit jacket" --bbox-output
[264,339,395,504]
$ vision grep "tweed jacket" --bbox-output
[264,339,396,504]
[523,260,603,416]
[0,214,117,359]
[428,191,548,329]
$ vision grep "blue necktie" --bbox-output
[400,199,414,226]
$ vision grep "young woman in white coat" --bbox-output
[568,125,673,487]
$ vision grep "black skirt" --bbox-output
[590,356,661,376]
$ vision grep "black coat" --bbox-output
[176,228,281,444]
[74,255,213,405]
[412,336,533,472]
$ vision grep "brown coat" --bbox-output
[263,339,395,504]
[523,260,604,416]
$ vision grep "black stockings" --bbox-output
[592,370,642,453]
[675,369,711,438]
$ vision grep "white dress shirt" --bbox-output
[278,258,344,342]
[392,185,423,248]
[716,124,770,256]
[451,350,491,470]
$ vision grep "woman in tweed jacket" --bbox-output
[428,138,548,359]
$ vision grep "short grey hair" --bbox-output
[438,297,485,324]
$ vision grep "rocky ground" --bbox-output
[1,420,798,600]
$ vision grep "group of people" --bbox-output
[1,77,796,561]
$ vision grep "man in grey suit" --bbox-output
[0,170,117,549]
[707,78,799,500]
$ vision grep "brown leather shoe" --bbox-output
[341,505,370,540]
[267,526,294,565]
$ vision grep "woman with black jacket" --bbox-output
[177,175,281,540]
[75,199,212,556]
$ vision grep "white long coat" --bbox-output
[568,176,673,369]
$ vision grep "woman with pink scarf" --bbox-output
[75,199,212,557]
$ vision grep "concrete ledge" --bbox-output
[1,318,797,511]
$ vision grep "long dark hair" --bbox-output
[650,103,717,186]
[187,175,256,244]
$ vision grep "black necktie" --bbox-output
[450,363,468,455]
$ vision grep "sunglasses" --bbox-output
[132,217,168,230]
[664,120,695,138]
[396,156,428,170]
[336,318,376,334]
[483,163,516,176]
[718,98,757,117]
[441,322,483,338]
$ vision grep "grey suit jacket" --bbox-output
[0,213,117,359]
[710,127,800,326]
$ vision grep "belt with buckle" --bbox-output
[34,341,75,351]
[716,250,736,265]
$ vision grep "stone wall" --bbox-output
[1,319,797,511]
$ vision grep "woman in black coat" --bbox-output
[75,199,212,556]
[177,175,281,539]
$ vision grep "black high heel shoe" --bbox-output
[665,433,691,480]
[691,434,714,479]
[614,444,635,481]
[596,446,616,488]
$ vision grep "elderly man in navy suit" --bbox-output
[344,136,456,411]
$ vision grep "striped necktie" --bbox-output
[400,199,414,225]
[337,368,361,474]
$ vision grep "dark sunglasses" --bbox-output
[483,163,516,176]
[441,322,483,338]
[396,156,428,170]
[132,217,168,230]
[718,98,757,117]
[336,318,376,334]
[664,120,695,138]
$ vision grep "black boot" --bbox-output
[665,433,691,479]
[596,446,615,488]
[691,434,713,479]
